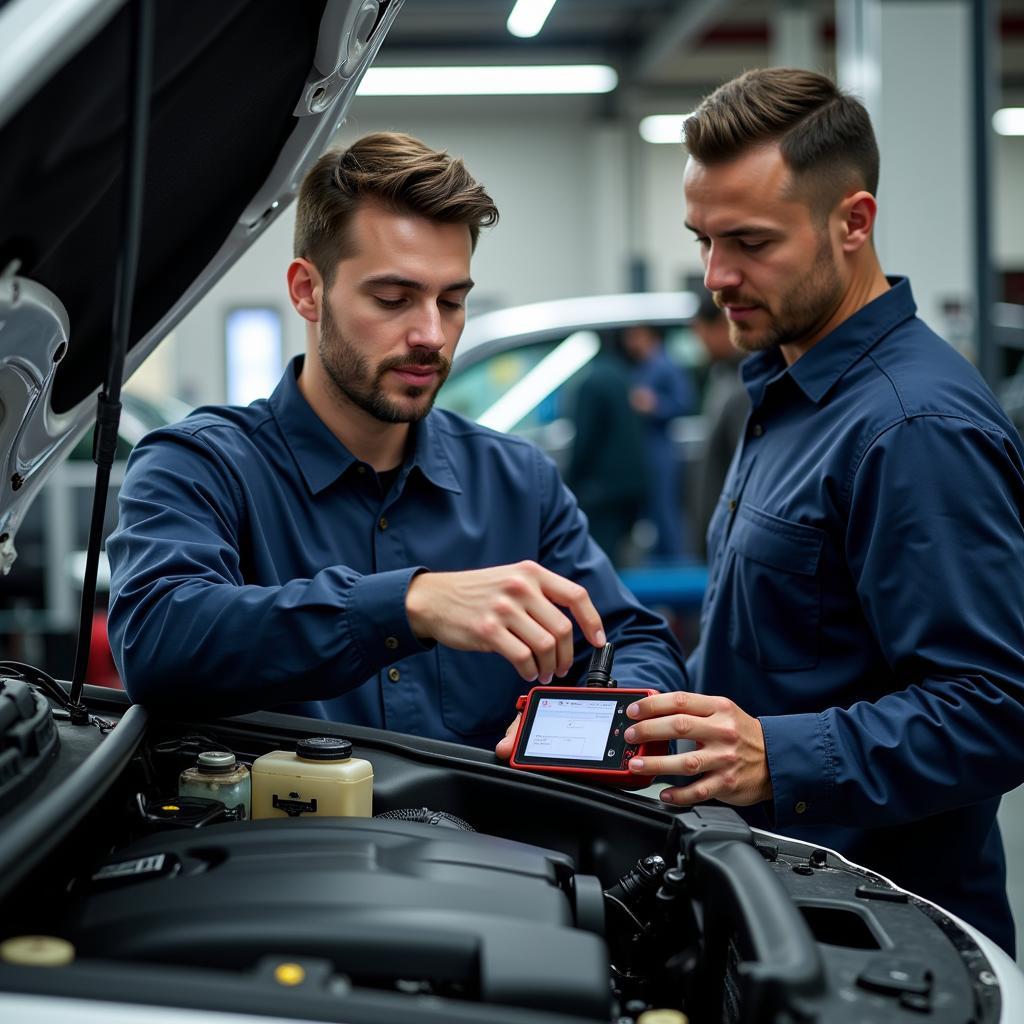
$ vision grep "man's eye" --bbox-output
[440,299,465,311]
[739,240,768,252]
[693,236,709,247]
[374,296,404,309]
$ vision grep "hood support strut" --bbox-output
[67,0,154,721]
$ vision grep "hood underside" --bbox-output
[0,0,402,566]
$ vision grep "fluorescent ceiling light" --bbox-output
[993,108,1024,136]
[358,65,617,96]
[477,331,600,433]
[507,0,558,39]
[639,114,692,145]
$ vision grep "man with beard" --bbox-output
[620,68,1024,954]
[107,132,686,754]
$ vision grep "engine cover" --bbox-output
[64,816,611,1018]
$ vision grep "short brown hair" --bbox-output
[294,131,499,285]
[683,68,879,215]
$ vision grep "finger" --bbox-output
[625,690,721,722]
[534,566,606,648]
[624,753,694,777]
[495,713,522,761]
[489,627,542,682]
[520,600,575,678]
[658,780,716,806]
[505,609,561,683]
[624,712,724,746]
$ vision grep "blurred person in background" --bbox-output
[691,290,748,557]
[622,324,697,559]
[564,335,649,567]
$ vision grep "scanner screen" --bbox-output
[523,696,617,761]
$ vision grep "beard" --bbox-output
[717,231,844,354]
[318,300,451,424]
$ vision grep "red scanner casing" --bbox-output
[508,686,668,788]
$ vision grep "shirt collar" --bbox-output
[405,408,463,494]
[741,276,917,406]
[269,356,462,496]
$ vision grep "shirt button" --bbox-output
[795,800,808,814]
[378,516,388,531]
[356,465,367,475]
[388,668,401,682]
[384,636,399,651]
[752,423,764,437]
[728,499,737,512]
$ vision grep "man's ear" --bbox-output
[287,258,322,323]
[836,190,877,254]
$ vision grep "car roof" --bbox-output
[456,290,699,369]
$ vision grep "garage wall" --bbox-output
[164,93,1024,408]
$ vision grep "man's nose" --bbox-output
[407,302,446,350]
[703,246,742,292]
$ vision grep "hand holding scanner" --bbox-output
[508,644,668,788]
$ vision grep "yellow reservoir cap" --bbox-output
[637,1012,689,1024]
[0,936,75,966]
[273,962,306,986]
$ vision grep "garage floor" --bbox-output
[999,783,1024,961]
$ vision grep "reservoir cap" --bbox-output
[296,736,352,761]
[197,751,238,774]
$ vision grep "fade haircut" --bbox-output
[683,68,879,219]
[294,131,499,287]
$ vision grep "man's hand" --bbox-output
[495,713,521,761]
[405,561,606,683]
[622,691,772,807]
[629,386,657,415]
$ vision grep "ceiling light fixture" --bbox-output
[507,0,558,39]
[357,65,618,96]
[639,114,693,145]
[993,108,1024,136]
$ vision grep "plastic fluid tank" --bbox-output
[250,737,373,820]
[178,751,251,819]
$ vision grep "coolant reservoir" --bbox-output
[251,737,373,819]
[178,751,251,819]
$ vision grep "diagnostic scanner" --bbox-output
[508,644,667,788]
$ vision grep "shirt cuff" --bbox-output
[759,711,835,827]
[346,566,434,668]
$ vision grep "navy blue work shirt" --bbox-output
[107,357,687,748]
[692,277,1024,954]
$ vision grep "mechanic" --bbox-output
[620,68,1024,954]
[106,132,687,753]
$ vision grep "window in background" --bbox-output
[225,307,283,406]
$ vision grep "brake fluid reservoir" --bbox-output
[250,737,373,820]
[178,751,251,819]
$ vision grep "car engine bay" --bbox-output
[0,683,1005,1024]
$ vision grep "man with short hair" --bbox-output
[622,68,1024,953]
[107,132,686,753]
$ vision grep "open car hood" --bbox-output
[0,0,403,573]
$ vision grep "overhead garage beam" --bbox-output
[635,0,737,80]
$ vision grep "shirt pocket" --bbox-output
[437,648,522,739]
[726,505,824,671]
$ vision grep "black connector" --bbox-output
[584,643,616,688]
